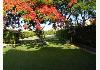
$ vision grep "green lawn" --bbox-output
[3,38,96,70]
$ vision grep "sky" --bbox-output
[41,14,83,31]
[8,13,87,31]
[18,18,53,31]
[41,21,53,31]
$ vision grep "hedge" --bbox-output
[56,29,70,43]
[73,25,96,48]
[19,31,35,39]
[44,29,56,35]
[3,30,36,44]
[55,25,96,48]
[3,30,20,44]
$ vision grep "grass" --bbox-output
[3,37,96,70]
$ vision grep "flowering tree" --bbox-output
[4,0,96,25]
[3,0,96,44]
[3,0,78,25]
[3,0,77,45]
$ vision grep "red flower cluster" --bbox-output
[22,12,36,20]
[4,0,66,24]
[4,0,37,20]
[4,0,35,12]
[4,0,21,11]
[68,0,77,8]
[36,5,65,21]
[35,23,43,30]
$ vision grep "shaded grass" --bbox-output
[4,37,96,70]
[4,46,96,70]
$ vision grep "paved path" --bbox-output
[19,35,55,41]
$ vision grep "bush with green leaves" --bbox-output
[3,30,36,44]
[3,30,20,44]
[44,30,56,35]
[73,25,96,48]
[19,31,36,39]
[56,29,70,43]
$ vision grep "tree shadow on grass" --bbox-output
[4,47,96,70]
[45,37,69,45]
[15,37,60,49]
[19,39,48,49]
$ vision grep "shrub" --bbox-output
[73,25,96,48]
[3,30,20,44]
[44,29,56,35]
[19,31,36,39]
[56,29,70,43]
[3,30,36,44]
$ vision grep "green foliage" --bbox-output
[68,0,96,25]
[44,30,56,35]
[18,10,28,15]
[37,0,53,5]
[56,29,70,43]
[77,0,96,11]
[19,31,36,39]
[3,30,36,44]
[3,30,20,44]
[3,11,6,16]
[73,25,96,48]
